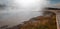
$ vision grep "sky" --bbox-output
[50,0,60,4]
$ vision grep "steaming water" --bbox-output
[0,0,49,27]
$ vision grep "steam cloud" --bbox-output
[0,0,49,27]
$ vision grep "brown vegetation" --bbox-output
[7,11,57,29]
[20,12,57,29]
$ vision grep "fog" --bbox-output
[0,0,49,27]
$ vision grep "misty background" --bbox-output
[0,0,50,27]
